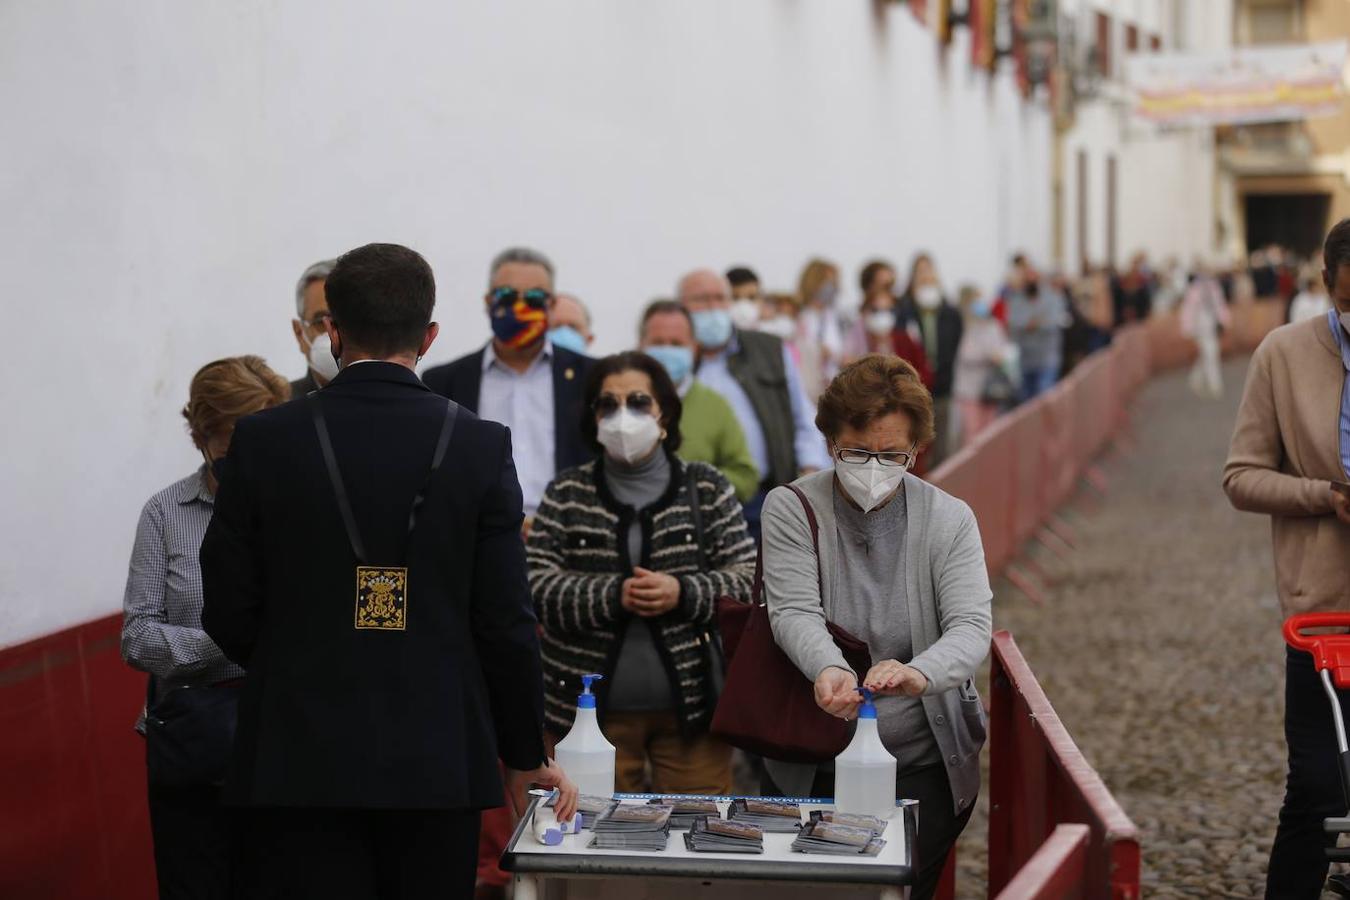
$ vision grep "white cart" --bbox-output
[501,794,917,900]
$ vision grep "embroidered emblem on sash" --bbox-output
[355,567,408,630]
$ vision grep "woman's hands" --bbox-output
[814,666,861,719]
[863,659,928,697]
[621,566,680,617]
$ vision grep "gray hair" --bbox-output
[488,247,555,290]
[294,258,337,317]
[555,293,592,328]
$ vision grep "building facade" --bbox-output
[1053,0,1235,273]
[1223,0,1350,258]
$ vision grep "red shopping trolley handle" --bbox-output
[1284,614,1350,690]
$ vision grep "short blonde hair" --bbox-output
[182,355,290,444]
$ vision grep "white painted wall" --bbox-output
[0,0,1052,647]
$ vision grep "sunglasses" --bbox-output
[593,391,655,418]
[490,287,552,309]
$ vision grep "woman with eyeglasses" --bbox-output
[758,354,992,900]
[526,351,756,795]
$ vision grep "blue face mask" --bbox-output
[548,325,588,355]
[644,344,695,386]
[690,309,734,349]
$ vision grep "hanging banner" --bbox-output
[936,0,953,44]
[970,0,997,71]
[1125,40,1348,126]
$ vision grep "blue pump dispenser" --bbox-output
[856,686,878,719]
[577,674,602,709]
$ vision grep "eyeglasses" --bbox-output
[491,287,552,309]
[593,391,655,418]
[300,311,332,329]
[833,446,916,468]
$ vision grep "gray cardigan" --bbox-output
[761,469,993,815]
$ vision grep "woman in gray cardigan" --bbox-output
[760,354,992,900]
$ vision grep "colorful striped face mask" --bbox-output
[489,287,550,350]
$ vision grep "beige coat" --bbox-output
[1223,315,1350,616]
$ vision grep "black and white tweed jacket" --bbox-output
[526,454,756,737]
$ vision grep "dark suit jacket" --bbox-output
[288,369,321,399]
[200,362,546,809]
[898,296,964,399]
[421,344,596,475]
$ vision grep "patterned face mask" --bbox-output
[489,288,550,350]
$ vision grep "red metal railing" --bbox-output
[994,824,1092,900]
[988,631,1141,899]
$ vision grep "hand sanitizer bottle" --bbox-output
[832,687,898,820]
[551,674,615,798]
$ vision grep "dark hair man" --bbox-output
[201,242,576,899]
[1224,219,1350,898]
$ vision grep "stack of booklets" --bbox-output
[588,803,672,852]
[683,816,764,854]
[726,799,804,833]
[790,819,887,857]
[654,797,721,829]
[546,793,614,830]
[808,810,889,834]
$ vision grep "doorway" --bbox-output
[1244,193,1331,257]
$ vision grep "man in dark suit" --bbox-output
[201,243,576,900]
[421,247,595,526]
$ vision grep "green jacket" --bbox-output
[678,381,760,502]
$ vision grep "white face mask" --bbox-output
[305,332,340,382]
[730,298,761,329]
[835,458,907,513]
[916,285,942,310]
[758,316,796,340]
[864,310,896,336]
[597,408,662,465]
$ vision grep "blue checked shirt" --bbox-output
[1326,309,1350,479]
[121,469,243,715]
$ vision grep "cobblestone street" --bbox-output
[955,356,1343,898]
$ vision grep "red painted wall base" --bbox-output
[0,615,155,898]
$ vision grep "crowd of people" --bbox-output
[120,243,1005,900]
[118,233,1342,900]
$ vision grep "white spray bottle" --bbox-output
[832,687,898,820]
[551,673,616,798]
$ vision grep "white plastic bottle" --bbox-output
[832,687,898,820]
[551,673,616,798]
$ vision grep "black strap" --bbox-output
[684,464,707,572]
[309,395,458,565]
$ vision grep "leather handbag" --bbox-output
[710,485,872,763]
[144,678,242,787]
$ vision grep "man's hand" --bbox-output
[505,759,578,823]
[814,666,860,719]
[621,567,680,617]
[863,659,928,697]
[1331,485,1350,525]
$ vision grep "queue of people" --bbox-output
[116,241,1024,900]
